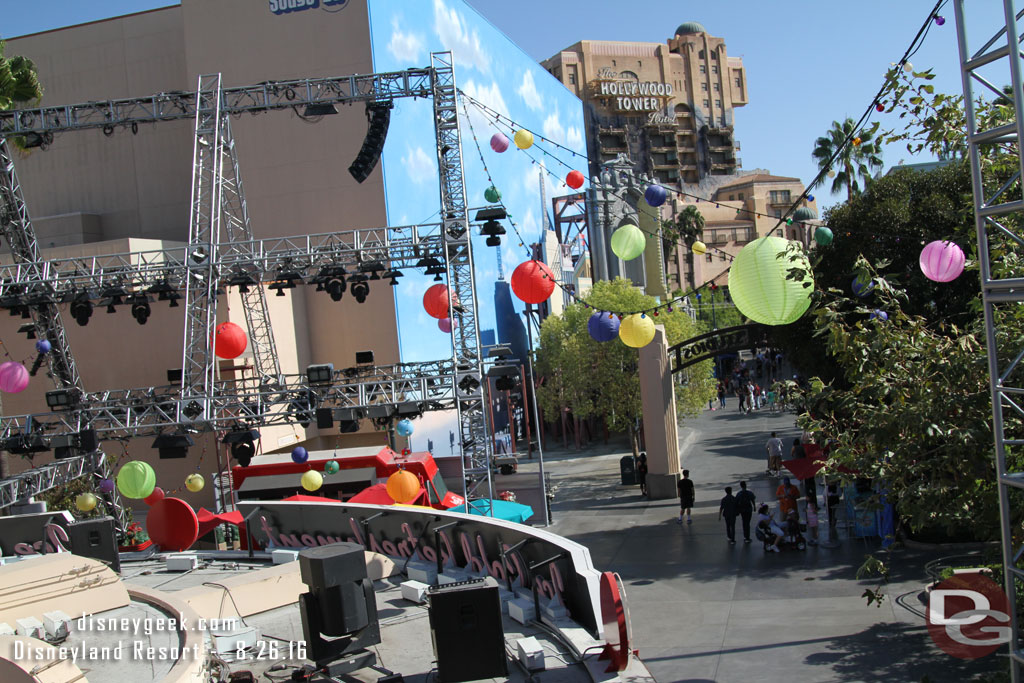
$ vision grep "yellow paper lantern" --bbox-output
[610,224,645,261]
[76,492,98,512]
[301,470,323,492]
[386,470,421,504]
[727,236,814,326]
[513,129,534,150]
[692,241,707,255]
[185,473,205,493]
[619,314,656,348]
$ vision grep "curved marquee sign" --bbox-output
[669,324,768,373]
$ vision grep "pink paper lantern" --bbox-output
[438,317,459,333]
[919,240,965,282]
[490,133,509,153]
[0,362,29,393]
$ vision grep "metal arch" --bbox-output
[954,2,1024,679]
[431,52,493,504]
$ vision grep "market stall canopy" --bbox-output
[450,498,534,524]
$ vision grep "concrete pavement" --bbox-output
[519,401,1001,682]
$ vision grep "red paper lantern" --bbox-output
[213,322,247,359]
[566,170,584,189]
[511,260,556,304]
[143,487,165,506]
[423,284,451,319]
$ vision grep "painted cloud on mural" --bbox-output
[432,0,491,74]
[387,16,425,65]
[517,71,543,112]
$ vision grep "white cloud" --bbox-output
[402,145,436,184]
[387,16,425,64]
[517,70,543,111]
[460,79,510,144]
[433,0,491,74]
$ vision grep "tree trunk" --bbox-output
[573,416,581,451]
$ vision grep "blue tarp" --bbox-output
[450,498,534,524]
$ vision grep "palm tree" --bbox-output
[0,41,43,482]
[662,204,705,291]
[810,118,883,202]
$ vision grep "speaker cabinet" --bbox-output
[66,517,120,573]
[427,577,507,683]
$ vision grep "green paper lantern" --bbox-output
[727,236,814,326]
[814,226,833,246]
[484,185,501,203]
[610,224,645,261]
[117,460,157,500]
[324,460,340,475]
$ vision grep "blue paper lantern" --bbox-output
[396,419,414,437]
[644,184,667,207]
[587,310,620,342]
[870,309,888,322]
[852,275,875,298]
[291,446,308,464]
[35,339,51,354]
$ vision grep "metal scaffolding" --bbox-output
[955,2,1024,678]
[0,53,493,510]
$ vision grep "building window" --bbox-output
[776,228,783,237]
[720,252,727,261]
[699,50,705,59]
[770,190,792,203]
[735,77,742,88]
[774,210,782,219]
[569,73,576,85]
[712,65,719,75]
[612,59,617,66]
[715,99,722,108]
[713,83,720,92]
[699,64,706,74]
[729,194,734,200]
[706,253,713,262]
[701,82,708,92]
[738,192,744,200]
[703,99,710,109]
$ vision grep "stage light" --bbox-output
[70,293,94,326]
[495,376,517,391]
[46,389,74,409]
[307,363,334,384]
[152,433,194,459]
[326,277,346,301]
[359,261,385,281]
[227,273,259,293]
[223,428,260,468]
[382,269,403,286]
[21,132,46,149]
[458,374,481,394]
[349,275,370,304]
[397,402,421,419]
[477,207,507,248]
[18,322,35,339]
[130,295,152,325]
[349,101,394,183]
[167,291,181,307]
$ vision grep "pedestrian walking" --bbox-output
[719,487,738,544]
[806,498,820,546]
[677,470,694,524]
[718,382,726,409]
[735,480,757,543]
[637,452,649,496]
[765,431,783,476]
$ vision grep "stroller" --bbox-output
[756,512,807,552]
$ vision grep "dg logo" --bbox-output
[927,572,1011,659]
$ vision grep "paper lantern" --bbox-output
[903,61,913,72]
[692,241,707,255]
[76,492,98,512]
[99,478,115,494]
[386,470,420,504]
[35,339,51,354]
[728,236,814,326]
[324,460,340,475]
[852,275,875,298]
[301,470,323,492]
[146,497,199,552]
[588,311,620,342]
[852,137,862,146]
[644,184,667,207]
[566,170,584,189]
[513,129,534,149]
[423,284,451,319]
[827,170,836,178]
[919,240,965,282]
[870,309,888,322]
[814,227,833,246]
[484,185,501,203]
[185,473,205,493]
[396,419,414,437]
[619,314,656,348]
[490,133,509,153]
[144,487,165,506]
[117,460,156,500]
[438,317,458,333]
[610,224,645,261]
[213,322,247,360]
[0,362,29,394]
[292,446,309,463]
[510,260,556,304]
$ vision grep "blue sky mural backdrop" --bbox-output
[367,0,587,456]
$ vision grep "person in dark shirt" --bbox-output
[637,452,649,496]
[735,480,757,543]
[677,470,695,524]
[719,487,739,544]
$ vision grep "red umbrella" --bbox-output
[783,445,857,480]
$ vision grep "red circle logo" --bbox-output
[927,572,1010,659]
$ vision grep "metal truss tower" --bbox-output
[431,52,493,502]
[955,2,1024,678]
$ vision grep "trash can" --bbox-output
[620,456,637,486]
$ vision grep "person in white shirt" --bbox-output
[765,431,784,475]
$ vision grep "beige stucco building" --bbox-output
[542,21,747,189]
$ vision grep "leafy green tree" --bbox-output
[535,278,715,454]
[809,118,884,202]
[662,205,705,291]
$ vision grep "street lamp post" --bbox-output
[522,305,550,527]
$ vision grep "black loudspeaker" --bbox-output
[78,429,98,453]
[337,420,360,434]
[427,577,507,683]
[316,408,334,430]
[65,516,120,573]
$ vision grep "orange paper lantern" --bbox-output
[386,470,421,504]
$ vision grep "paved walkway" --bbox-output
[520,402,1000,682]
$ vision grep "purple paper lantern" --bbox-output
[438,317,458,333]
[0,362,29,394]
[99,478,116,494]
[490,133,509,153]
[919,240,965,283]
[35,339,51,354]
[587,311,621,342]
[644,184,667,208]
